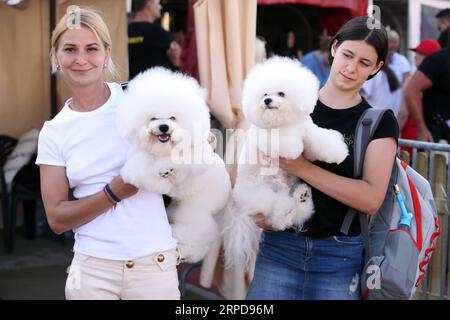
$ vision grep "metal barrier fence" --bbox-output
[398,139,450,300]
[180,136,450,300]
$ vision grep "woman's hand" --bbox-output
[109,176,138,200]
[251,213,280,232]
[278,154,308,177]
[259,151,308,177]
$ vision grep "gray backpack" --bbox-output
[341,108,441,300]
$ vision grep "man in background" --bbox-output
[404,45,450,142]
[436,8,450,48]
[300,35,331,88]
[128,0,181,80]
[397,39,441,154]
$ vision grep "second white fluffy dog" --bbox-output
[117,68,231,263]
[224,57,349,269]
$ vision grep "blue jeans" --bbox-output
[246,231,364,300]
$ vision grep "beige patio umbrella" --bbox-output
[0,0,51,138]
[194,0,256,130]
[193,0,258,300]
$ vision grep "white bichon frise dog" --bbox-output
[223,56,348,269]
[117,68,231,263]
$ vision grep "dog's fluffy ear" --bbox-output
[116,82,151,142]
[182,73,209,105]
[116,68,169,142]
[179,74,212,144]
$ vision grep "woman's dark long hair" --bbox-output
[328,16,388,80]
[274,31,299,59]
[382,64,400,92]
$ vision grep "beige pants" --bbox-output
[65,248,180,300]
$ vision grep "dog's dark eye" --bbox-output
[150,117,158,121]
[278,92,285,97]
[170,117,176,121]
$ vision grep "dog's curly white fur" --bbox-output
[117,68,231,263]
[223,57,349,269]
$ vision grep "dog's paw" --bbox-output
[329,144,349,164]
[178,243,209,264]
[322,131,349,164]
[296,184,311,204]
[159,168,175,178]
[120,167,133,184]
[292,183,315,226]
[120,165,142,188]
[171,224,210,263]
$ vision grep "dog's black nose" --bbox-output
[159,124,169,133]
[264,98,272,105]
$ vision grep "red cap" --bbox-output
[409,39,441,56]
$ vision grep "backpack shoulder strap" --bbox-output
[340,108,388,236]
[353,108,388,178]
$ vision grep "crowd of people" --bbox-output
[271,8,450,146]
[126,1,450,146]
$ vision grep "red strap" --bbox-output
[388,228,419,251]
[415,218,441,287]
[401,161,423,251]
[362,288,370,300]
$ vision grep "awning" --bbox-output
[257,0,367,16]
[257,0,368,34]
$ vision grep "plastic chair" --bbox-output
[10,155,42,234]
[1,134,43,253]
[0,134,18,253]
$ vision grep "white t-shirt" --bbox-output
[362,53,411,115]
[390,52,411,85]
[36,82,177,260]
[361,71,401,115]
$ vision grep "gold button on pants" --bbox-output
[66,250,180,299]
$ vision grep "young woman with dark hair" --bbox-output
[247,16,399,300]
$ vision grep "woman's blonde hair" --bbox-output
[387,29,400,45]
[50,6,119,80]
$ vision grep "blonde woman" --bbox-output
[36,7,180,300]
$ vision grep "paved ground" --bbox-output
[0,229,73,300]
[0,229,211,300]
